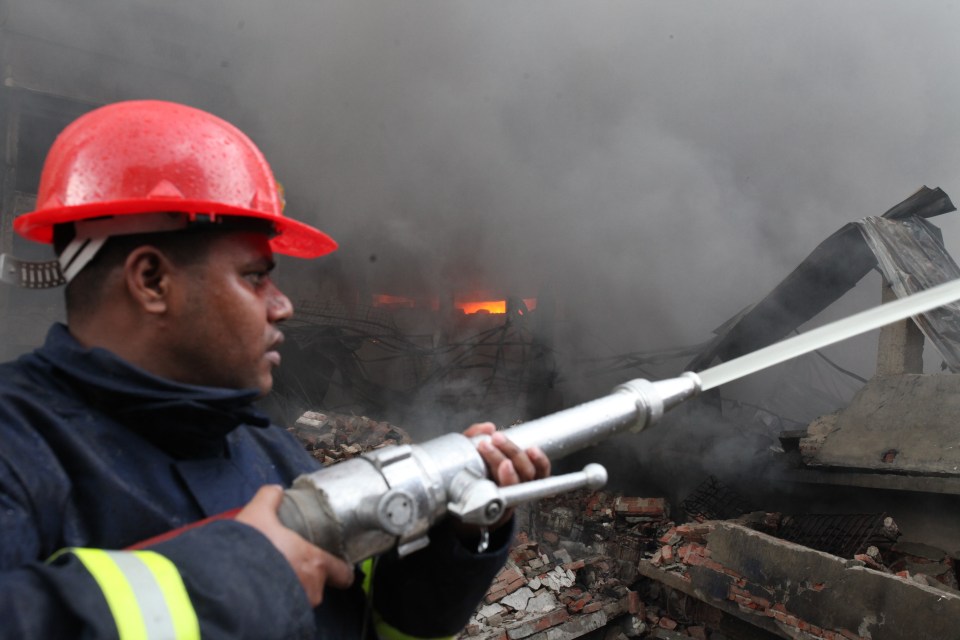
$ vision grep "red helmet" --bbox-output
[14,100,337,258]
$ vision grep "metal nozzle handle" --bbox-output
[498,464,608,509]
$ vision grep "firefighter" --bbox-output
[0,100,550,638]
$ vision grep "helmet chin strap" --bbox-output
[58,212,194,284]
[0,213,195,288]
[59,236,108,283]
[5,211,272,288]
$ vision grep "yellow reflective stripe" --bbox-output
[136,551,200,640]
[71,548,148,640]
[360,557,375,596]
[54,548,199,640]
[373,612,454,640]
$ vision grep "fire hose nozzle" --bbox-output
[277,372,703,562]
[613,370,702,433]
[485,372,704,461]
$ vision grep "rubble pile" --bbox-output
[467,487,960,640]
[287,411,413,464]
[283,420,960,638]
[883,541,959,592]
[638,515,960,639]
[715,512,958,594]
[462,532,642,640]
[459,490,654,640]
[458,490,733,640]
[675,477,960,595]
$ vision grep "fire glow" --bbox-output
[458,300,506,314]
[456,298,538,315]
[371,293,537,315]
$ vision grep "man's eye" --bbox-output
[246,271,270,286]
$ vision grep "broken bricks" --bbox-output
[288,410,412,464]
[463,488,676,640]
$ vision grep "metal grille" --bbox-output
[680,476,753,522]
[777,513,891,558]
[292,299,399,334]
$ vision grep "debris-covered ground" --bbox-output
[466,486,960,640]
[287,415,960,640]
[459,491,668,640]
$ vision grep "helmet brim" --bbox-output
[15,200,338,259]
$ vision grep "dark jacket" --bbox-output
[0,324,508,638]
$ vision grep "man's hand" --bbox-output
[463,422,551,530]
[235,485,355,606]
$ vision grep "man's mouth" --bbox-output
[266,333,284,367]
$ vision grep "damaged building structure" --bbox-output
[276,187,960,640]
[445,187,960,640]
[280,187,960,640]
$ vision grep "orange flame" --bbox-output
[456,298,538,315]
[459,300,506,314]
[372,293,537,315]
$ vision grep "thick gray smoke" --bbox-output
[6,1,960,485]
[232,1,960,361]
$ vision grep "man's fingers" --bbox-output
[321,552,356,590]
[477,437,509,472]
[463,422,496,438]
[489,432,521,457]
[475,431,552,487]
[497,458,520,486]
[237,485,283,522]
[236,484,354,607]
[492,432,536,482]
[528,446,551,479]
[460,423,554,537]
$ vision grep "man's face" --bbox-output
[167,231,293,396]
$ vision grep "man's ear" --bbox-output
[124,246,173,314]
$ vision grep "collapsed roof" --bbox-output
[686,186,959,372]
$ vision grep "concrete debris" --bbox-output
[798,375,960,476]
[463,546,633,639]
[479,604,506,620]
[636,518,960,640]
[459,489,668,640]
[526,590,560,615]
[618,615,647,637]
[887,540,960,593]
[501,587,535,612]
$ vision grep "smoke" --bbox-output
[230,1,960,358]
[12,0,960,349]
[7,1,960,452]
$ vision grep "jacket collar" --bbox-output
[35,323,270,458]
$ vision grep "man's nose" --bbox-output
[267,284,294,322]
